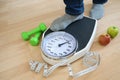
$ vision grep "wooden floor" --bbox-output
[0,0,120,80]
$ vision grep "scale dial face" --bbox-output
[41,31,78,59]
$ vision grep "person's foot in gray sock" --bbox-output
[90,4,104,20]
[50,13,83,31]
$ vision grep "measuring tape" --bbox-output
[29,51,100,78]
[67,52,100,78]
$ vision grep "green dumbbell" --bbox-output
[39,23,47,32]
[29,32,41,46]
[21,23,47,41]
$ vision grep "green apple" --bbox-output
[107,26,119,38]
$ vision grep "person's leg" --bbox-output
[64,0,84,15]
[50,0,84,31]
[90,0,108,20]
[93,0,108,4]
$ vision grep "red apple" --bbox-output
[99,34,111,46]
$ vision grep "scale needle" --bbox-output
[58,40,71,47]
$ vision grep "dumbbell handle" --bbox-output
[27,23,46,35]
[34,32,41,39]
[21,23,47,41]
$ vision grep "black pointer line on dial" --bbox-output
[58,40,71,47]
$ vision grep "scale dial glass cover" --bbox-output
[41,31,78,59]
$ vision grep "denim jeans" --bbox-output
[63,0,108,15]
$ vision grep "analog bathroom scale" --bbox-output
[40,16,97,65]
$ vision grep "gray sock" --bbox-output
[90,4,104,20]
[50,13,83,31]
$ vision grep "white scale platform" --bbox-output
[41,16,97,65]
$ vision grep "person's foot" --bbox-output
[50,13,83,31]
[90,4,104,20]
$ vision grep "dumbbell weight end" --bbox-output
[30,32,42,46]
